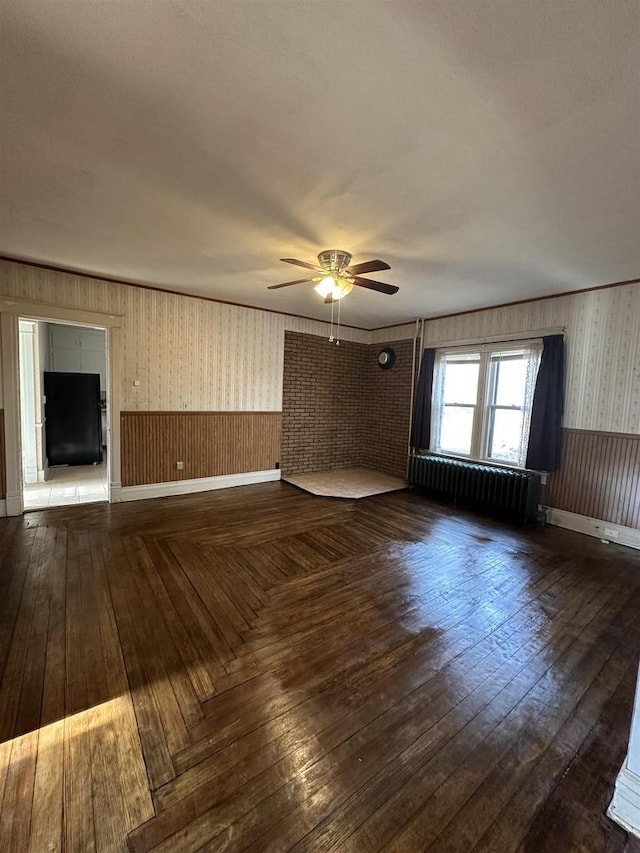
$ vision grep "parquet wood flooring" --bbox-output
[1,481,639,852]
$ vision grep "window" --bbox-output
[431,342,542,468]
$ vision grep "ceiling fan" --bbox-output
[268,249,399,302]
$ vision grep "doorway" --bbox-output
[18,319,108,510]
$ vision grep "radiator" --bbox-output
[408,453,541,523]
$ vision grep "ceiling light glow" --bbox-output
[314,276,353,300]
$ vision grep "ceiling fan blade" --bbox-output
[345,259,391,275]
[280,257,323,272]
[267,277,315,289]
[353,277,399,295]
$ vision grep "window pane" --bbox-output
[443,359,479,405]
[487,408,525,464]
[492,356,528,406]
[439,405,474,455]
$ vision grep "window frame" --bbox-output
[430,340,542,469]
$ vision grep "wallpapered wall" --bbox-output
[3,261,636,429]
[0,260,368,412]
[373,282,640,436]
[1,260,637,506]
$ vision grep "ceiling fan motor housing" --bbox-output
[318,249,352,272]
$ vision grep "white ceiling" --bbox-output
[1,1,639,328]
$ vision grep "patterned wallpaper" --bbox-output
[370,324,417,344]
[374,284,640,435]
[0,260,368,411]
[1,260,637,433]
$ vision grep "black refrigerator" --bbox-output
[44,372,103,466]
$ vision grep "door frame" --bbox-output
[1,297,123,515]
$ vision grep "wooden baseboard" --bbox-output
[546,508,640,551]
[120,469,280,502]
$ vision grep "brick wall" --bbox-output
[281,332,368,474]
[361,338,414,478]
[281,332,414,479]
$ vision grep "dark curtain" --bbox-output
[410,348,436,450]
[525,334,565,471]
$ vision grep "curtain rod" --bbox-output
[425,326,566,351]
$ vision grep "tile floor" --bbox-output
[283,467,406,499]
[23,460,108,509]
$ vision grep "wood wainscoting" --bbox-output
[120,411,282,487]
[546,428,640,529]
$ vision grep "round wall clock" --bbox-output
[377,347,396,370]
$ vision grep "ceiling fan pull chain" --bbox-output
[336,299,341,346]
[329,298,335,342]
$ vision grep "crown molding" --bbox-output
[1,255,637,333]
[0,255,367,331]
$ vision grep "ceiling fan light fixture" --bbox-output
[314,276,353,300]
[314,276,336,297]
[270,251,397,298]
[317,249,352,272]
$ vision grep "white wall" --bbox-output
[38,321,49,372]
[36,321,48,478]
[18,320,38,483]
[17,320,51,483]
[48,322,107,394]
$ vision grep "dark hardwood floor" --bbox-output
[1,481,639,852]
